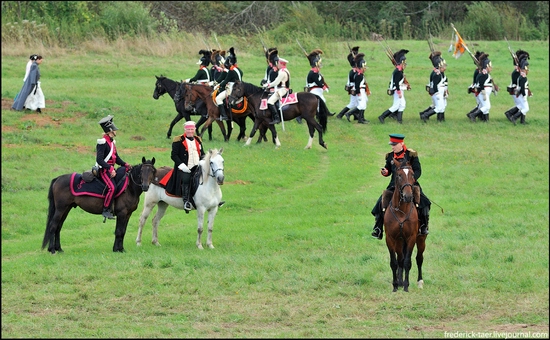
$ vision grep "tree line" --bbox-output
[2,1,548,46]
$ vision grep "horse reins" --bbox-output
[389,165,415,228]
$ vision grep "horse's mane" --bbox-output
[242,81,263,95]
[199,149,217,184]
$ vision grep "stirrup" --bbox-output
[419,226,429,235]
[371,228,383,240]
[183,201,193,211]
[102,209,115,220]
[218,201,225,207]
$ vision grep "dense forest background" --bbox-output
[2,1,549,47]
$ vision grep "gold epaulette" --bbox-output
[408,149,418,157]
[195,135,202,143]
[173,134,184,143]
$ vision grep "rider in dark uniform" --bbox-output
[214,47,243,121]
[186,50,212,85]
[261,47,279,86]
[210,49,226,83]
[370,134,431,240]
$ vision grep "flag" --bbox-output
[453,33,466,59]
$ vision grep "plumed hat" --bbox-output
[197,49,211,67]
[479,53,491,70]
[99,115,118,133]
[393,49,409,65]
[429,51,446,69]
[514,49,529,66]
[265,47,277,60]
[519,55,529,70]
[227,47,237,65]
[474,51,484,67]
[268,48,279,65]
[211,49,226,66]
[307,49,323,67]
[354,53,366,70]
[347,46,360,67]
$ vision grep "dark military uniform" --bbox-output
[336,46,360,120]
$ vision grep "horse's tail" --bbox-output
[42,177,57,250]
[317,99,329,133]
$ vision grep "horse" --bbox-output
[136,148,224,250]
[153,75,214,140]
[228,80,329,149]
[382,158,424,292]
[42,157,157,254]
[183,83,257,142]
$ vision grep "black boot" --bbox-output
[336,107,350,119]
[482,113,489,122]
[510,111,522,126]
[504,107,519,122]
[437,112,445,122]
[378,109,393,124]
[218,104,229,121]
[419,106,432,117]
[469,108,482,122]
[295,116,302,124]
[182,183,192,213]
[345,108,359,122]
[419,212,430,235]
[520,114,526,124]
[102,207,115,220]
[371,214,384,240]
[396,111,403,124]
[420,108,436,122]
[268,104,281,125]
[357,110,369,124]
[466,106,478,119]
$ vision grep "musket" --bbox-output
[504,37,519,66]
[213,32,222,50]
[427,33,436,54]
[296,39,329,89]
[377,35,410,90]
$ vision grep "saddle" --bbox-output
[70,167,129,198]
[157,165,203,208]
[259,93,298,110]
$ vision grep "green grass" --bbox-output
[1,38,549,338]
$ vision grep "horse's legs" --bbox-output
[167,111,185,138]
[137,197,158,246]
[389,249,399,292]
[151,202,169,246]
[113,217,130,252]
[196,207,206,250]
[416,237,426,289]
[48,207,71,254]
[205,207,219,249]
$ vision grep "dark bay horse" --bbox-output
[382,158,425,292]
[153,75,213,140]
[183,83,257,142]
[42,157,156,254]
[229,81,329,149]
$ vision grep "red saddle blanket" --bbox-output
[70,167,129,198]
[260,93,298,110]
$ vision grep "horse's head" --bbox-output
[153,75,168,99]
[136,157,156,192]
[228,81,244,106]
[208,148,224,185]
[183,83,197,111]
[394,158,415,203]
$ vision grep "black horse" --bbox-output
[42,157,156,254]
[229,81,329,149]
[153,75,214,140]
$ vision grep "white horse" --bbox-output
[136,148,224,249]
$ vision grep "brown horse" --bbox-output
[228,81,329,149]
[383,158,423,292]
[183,83,256,142]
[42,157,156,254]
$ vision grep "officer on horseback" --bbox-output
[186,49,212,85]
[96,115,131,219]
[166,121,205,212]
[263,51,290,125]
[214,47,243,121]
[371,134,431,239]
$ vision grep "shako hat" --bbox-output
[519,55,529,70]
[479,53,492,69]
[388,133,405,145]
[429,51,446,68]
[211,49,226,66]
[514,49,529,66]
[99,115,118,133]
[307,49,323,68]
[265,47,277,60]
[354,53,366,70]
[268,48,279,65]
[227,47,237,65]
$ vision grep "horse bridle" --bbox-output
[209,159,224,178]
[389,165,415,225]
[397,165,414,202]
[129,164,154,186]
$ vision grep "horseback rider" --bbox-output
[261,47,279,87]
[186,50,212,85]
[336,46,359,120]
[263,52,290,125]
[370,134,431,240]
[210,49,226,83]
[378,49,409,124]
[214,47,243,121]
[95,115,131,219]
[166,121,205,212]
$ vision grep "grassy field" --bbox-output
[1,38,549,338]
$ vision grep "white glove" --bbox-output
[208,81,214,86]
[185,78,190,83]
[178,163,191,173]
